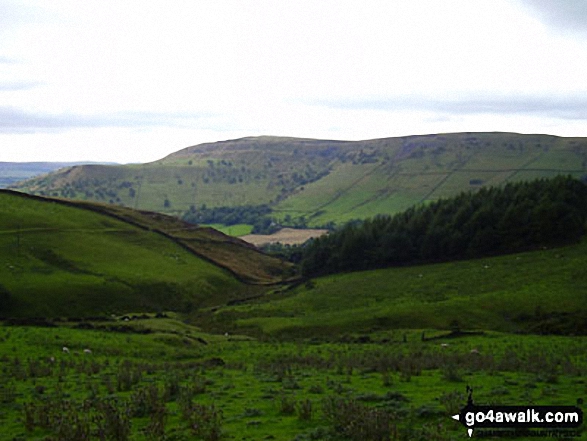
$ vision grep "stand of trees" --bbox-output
[182,205,335,234]
[182,204,280,234]
[301,176,587,277]
[183,204,271,226]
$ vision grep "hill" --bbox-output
[62,199,295,284]
[0,162,114,188]
[12,132,587,227]
[0,191,291,318]
[204,237,587,338]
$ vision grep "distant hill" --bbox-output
[0,191,291,318]
[12,133,587,226]
[0,162,116,188]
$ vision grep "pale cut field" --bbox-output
[241,227,328,246]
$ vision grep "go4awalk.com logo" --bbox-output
[451,387,584,438]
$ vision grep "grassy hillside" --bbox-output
[276,133,587,225]
[205,238,587,338]
[0,162,111,188]
[65,199,295,284]
[12,133,587,226]
[0,191,288,318]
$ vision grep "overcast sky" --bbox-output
[2,0,587,163]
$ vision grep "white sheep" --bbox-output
[62,346,70,354]
[470,348,480,355]
[83,349,92,355]
[440,343,449,348]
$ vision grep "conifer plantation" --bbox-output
[301,176,587,276]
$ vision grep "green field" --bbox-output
[203,223,253,237]
[12,133,587,226]
[0,319,584,440]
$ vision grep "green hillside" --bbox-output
[0,191,287,318]
[64,199,294,284]
[12,133,587,227]
[0,162,112,188]
[206,238,587,338]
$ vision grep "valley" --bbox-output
[1,134,586,440]
[4,0,587,438]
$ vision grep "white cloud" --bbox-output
[518,0,587,34]
[1,0,587,162]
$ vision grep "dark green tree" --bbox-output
[0,285,12,315]
[300,176,587,277]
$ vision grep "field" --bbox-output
[274,135,587,225]
[241,228,328,247]
[202,224,253,237]
[0,318,584,441]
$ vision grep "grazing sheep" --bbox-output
[224,332,229,337]
[49,356,55,363]
[62,346,70,354]
[470,348,480,355]
[83,349,92,355]
[440,343,449,348]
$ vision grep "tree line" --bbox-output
[300,176,587,277]
[182,204,280,234]
[182,204,336,234]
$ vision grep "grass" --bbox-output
[3,133,587,438]
[0,319,584,440]
[1,187,586,438]
[0,191,280,317]
[210,238,587,338]
[75,200,294,284]
[203,223,253,237]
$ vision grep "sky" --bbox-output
[1,0,587,163]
